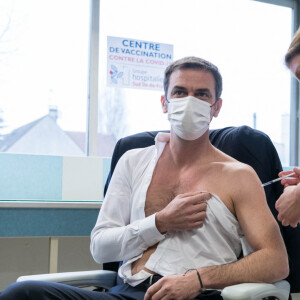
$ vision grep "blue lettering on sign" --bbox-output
[122,39,160,51]
[118,47,172,60]
[109,47,120,53]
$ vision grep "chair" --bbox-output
[18,126,299,299]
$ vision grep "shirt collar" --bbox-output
[154,132,170,157]
[154,132,170,146]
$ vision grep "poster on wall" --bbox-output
[107,36,173,91]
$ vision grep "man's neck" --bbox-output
[167,130,214,168]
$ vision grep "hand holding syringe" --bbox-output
[261,172,296,187]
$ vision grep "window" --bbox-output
[98,0,292,165]
[0,0,294,166]
[0,0,90,156]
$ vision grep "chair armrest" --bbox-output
[221,280,290,300]
[17,270,117,289]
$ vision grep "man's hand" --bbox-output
[144,273,200,300]
[276,184,300,227]
[155,191,209,233]
[279,167,300,187]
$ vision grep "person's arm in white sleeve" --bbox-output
[90,150,165,264]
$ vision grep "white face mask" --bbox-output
[167,96,212,141]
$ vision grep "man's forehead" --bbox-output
[168,69,215,90]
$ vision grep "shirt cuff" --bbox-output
[139,213,165,246]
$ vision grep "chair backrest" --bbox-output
[103,126,300,293]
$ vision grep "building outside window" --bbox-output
[0,0,91,156]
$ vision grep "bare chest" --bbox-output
[144,159,234,217]
[145,163,207,217]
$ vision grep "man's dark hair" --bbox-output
[163,56,223,100]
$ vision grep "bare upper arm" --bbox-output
[230,164,284,252]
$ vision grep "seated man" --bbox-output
[0,56,289,300]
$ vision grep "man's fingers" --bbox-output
[144,288,153,300]
[194,202,207,211]
[144,280,162,300]
[159,295,170,300]
[184,203,207,219]
[181,193,211,205]
[147,278,174,300]
[189,210,207,221]
[177,191,203,198]
[178,191,211,199]
[190,220,205,229]
[149,288,167,300]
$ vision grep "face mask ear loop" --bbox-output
[165,98,170,103]
[209,101,218,123]
[210,101,218,108]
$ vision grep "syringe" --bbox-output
[261,172,296,187]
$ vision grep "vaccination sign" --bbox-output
[107,36,173,91]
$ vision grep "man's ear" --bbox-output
[161,95,168,113]
[212,98,222,118]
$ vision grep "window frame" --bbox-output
[290,0,300,166]
[250,0,300,166]
[87,0,299,165]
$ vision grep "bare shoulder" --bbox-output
[215,148,260,185]
[225,160,259,179]
[208,148,265,215]
[213,156,272,234]
[223,160,262,195]
[213,148,265,205]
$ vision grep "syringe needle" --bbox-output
[261,172,296,187]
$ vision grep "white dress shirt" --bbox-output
[90,133,252,286]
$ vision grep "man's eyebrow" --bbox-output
[171,86,187,92]
[169,86,188,95]
[195,88,213,97]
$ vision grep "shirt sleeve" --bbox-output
[90,150,165,264]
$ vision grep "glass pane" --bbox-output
[98,0,292,166]
[0,0,90,156]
